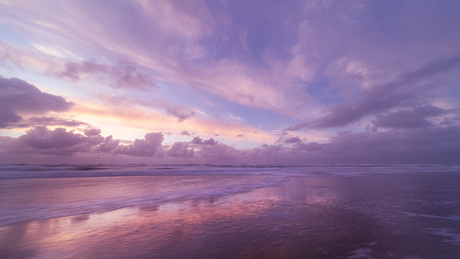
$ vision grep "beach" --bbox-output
[1,165,460,258]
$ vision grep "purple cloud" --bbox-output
[372,106,448,129]
[15,116,87,128]
[283,137,302,144]
[84,128,102,137]
[0,77,73,128]
[1,1,460,165]
[191,137,203,145]
[181,131,191,136]
[316,127,460,164]
[167,142,194,158]
[2,124,460,164]
[190,137,218,146]
[95,136,120,153]
[166,108,195,122]
[196,142,238,163]
[15,126,103,154]
[164,136,221,160]
[246,127,460,164]
[202,138,218,146]
[115,132,164,157]
[287,55,460,131]
[57,61,156,90]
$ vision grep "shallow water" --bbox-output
[1,165,460,258]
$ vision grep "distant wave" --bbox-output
[1,164,459,179]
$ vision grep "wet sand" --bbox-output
[1,172,460,258]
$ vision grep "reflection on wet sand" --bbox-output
[2,173,460,258]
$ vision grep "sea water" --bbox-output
[1,164,460,258]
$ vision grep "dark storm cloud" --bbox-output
[0,77,73,128]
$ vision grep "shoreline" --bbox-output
[2,173,460,258]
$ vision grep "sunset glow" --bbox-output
[1,0,460,164]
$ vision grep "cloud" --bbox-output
[191,137,203,145]
[84,128,102,136]
[9,127,165,157]
[2,126,122,155]
[165,108,195,122]
[371,106,448,129]
[94,136,120,153]
[202,138,218,145]
[167,142,194,158]
[243,126,460,164]
[15,126,103,154]
[1,1,460,165]
[287,55,460,131]
[190,137,218,146]
[195,142,239,162]
[165,136,220,159]
[2,123,460,164]
[14,116,87,128]
[283,136,302,144]
[2,1,460,123]
[316,127,460,164]
[57,61,157,90]
[181,131,191,136]
[114,132,164,157]
[0,77,73,128]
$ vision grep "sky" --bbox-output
[1,0,460,164]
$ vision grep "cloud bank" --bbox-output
[2,124,460,164]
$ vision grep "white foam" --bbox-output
[347,247,375,259]
[429,227,460,245]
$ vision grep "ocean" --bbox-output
[1,164,460,258]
